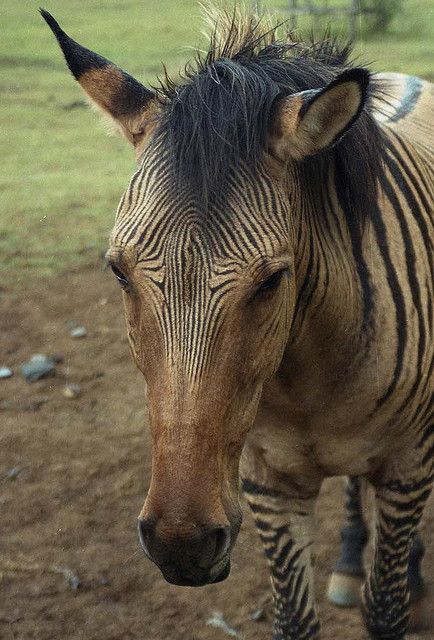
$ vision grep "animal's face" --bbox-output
[107,152,295,585]
[42,7,368,586]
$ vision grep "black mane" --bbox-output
[155,8,384,224]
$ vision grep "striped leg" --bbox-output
[327,477,426,611]
[243,478,321,640]
[361,473,433,640]
[327,476,368,607]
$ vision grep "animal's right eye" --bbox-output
[110,264,130,290]
[253,268,289,299]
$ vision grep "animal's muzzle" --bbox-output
[137,516,232,586]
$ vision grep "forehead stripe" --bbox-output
[116,167,173,241]
[111,154,289,384]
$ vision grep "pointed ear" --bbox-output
[269,68,370,161]
[40,9,160,148]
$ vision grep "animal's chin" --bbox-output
[210,559,231,583]
[160,559,231,587]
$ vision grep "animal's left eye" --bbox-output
[256,269,288,295]
[111,264,129,289]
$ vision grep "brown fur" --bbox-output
[47,6,434,636]
[79,66,162,148]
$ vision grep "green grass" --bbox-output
[1,0,433,281]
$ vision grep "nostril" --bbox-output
[137,517,231,571]
[213,525,231,564]
[137,516,154,559]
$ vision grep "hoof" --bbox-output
[327,572,363,608]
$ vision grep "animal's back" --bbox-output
[373,72,434,162]
[363,72,434,439]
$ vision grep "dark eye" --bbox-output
[256,269,288,295]
[111,264,129,289]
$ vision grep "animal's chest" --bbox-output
[250,381,384,478]
[249,346,430,479]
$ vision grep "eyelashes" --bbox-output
[253,268,289,299]
[110,264,130,290]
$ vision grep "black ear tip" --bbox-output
[354,67,370,90]
[39,8,64,38]
[343,67,371,92]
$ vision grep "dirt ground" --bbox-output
[1,264,433,640]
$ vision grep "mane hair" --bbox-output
[154,5,385,226]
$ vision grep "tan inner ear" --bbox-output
[269,95,304,161]
[79,66,161,151]
[79,66,126,113]
[270,81,363,162]
[129,100,163,158]
[295,81,363,157]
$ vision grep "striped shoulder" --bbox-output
[372,73,434,156]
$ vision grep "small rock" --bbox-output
[0,367,13,379]
[70,326,87,339]
[21,355,55,383]
[249,608,266,622]
[69,573,81,590]
[206,612,240,638]
[6,467,22,480]
[62,383,81,399]
[51,565,81,590]
[98,576,110,586]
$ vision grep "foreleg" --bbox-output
[327,476,368,607]
[243,476,321,640]
[361,470,432,640]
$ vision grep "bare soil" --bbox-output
[1,265,433,640]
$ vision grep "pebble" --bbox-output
[70,326,87,339]
[69,573,81,590]
[0,367,13,379]
[249,608,266,622]
[62,383,81,399]
[21,355,55,383]
[6,467,22,480]
[206,612,240,638]
[51,565,81,590]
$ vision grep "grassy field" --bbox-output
[1,0,433,281]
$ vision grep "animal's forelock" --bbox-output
[157,58,280,204]
[148,7,384,226]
